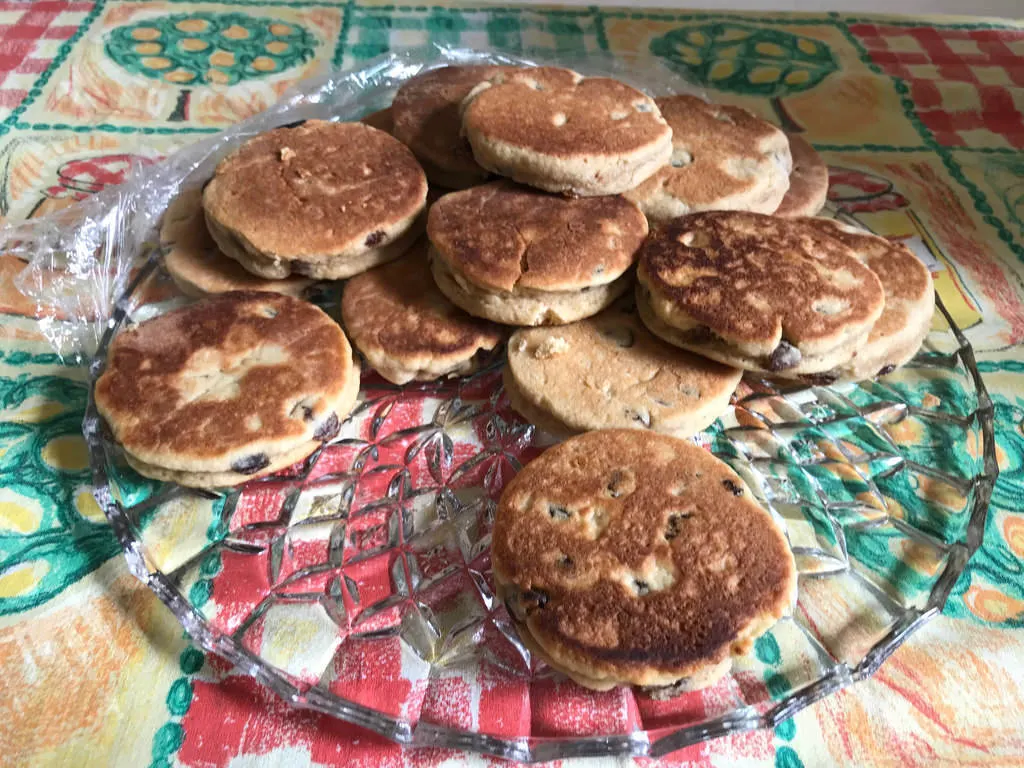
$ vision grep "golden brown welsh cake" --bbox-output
[95,292,359,487]
[636,211,886,377]
[461,67,673,196]
[504,297,741,437]
[774,135,829,218]
[392,65,518,189]
[160,187,314,298]
[203,120,427,280]
[427,180,648,325]
[123,439,325,487]
[492,429,796,691]
[341,240,502,385]
[811,219,934,381]
[625,95,792,223]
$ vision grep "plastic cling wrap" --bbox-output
[1,46,700,362]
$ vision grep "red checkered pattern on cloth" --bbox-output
[849,23,1024,148]
[0,0,93,114]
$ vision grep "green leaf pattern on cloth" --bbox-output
[650,22,839,98]
[105,12,318,87]
[0,373,119,615]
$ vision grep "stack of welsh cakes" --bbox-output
[378,64,933,439]
[143,63,934,449]
[99,62,938,697]
[100,118,434,489]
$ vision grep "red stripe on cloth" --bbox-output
[15,57,50,74]
[870,51,931,66]
[910,80,942,109]
[926,128,966,146]
[972,28,1024,40]
[0,35,44,54]
[43,25,81,39]
[530,677,640,738]
[419,676,474,729]
[22,1,79,14]
[942,112,985,130]
[0,0,91,8]
[477,662,531,738]
[917,100,1024,148]
[936,61,979,83]
[0,0,91,78]
[20,11,62,28]
[980,85,1018,114]
[975,40,1024,86]
[0,88,26,107]
[0,25,51,42]
[848,23,882,41]
[327,636,428,722]
[848,20,1024,148]
[0,52,29,72]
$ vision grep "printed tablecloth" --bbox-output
[1,2,1023,766]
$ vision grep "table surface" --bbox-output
[1,2,1022,767]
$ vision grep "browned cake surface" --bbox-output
[812,219,933,345]
[462,67,671,158]
[342,240,501,367]
[427,180,647,292]
[505,297,741,436]
[161,187,313,296]
[203,120,427,261]
[95,291,355,471]
[492,429,795,684]
[392,65,517,180]
[627,95,790,209]
[775,135,829,218]
[638,211,885,357]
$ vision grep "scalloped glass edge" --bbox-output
[85,255,998,761]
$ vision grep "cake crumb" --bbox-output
[535,337,569,359]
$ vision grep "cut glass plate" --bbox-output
[87,241,997,761]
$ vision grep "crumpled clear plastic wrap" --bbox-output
[2,45,701,363]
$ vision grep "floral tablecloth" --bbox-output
[1,2,1023,766]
